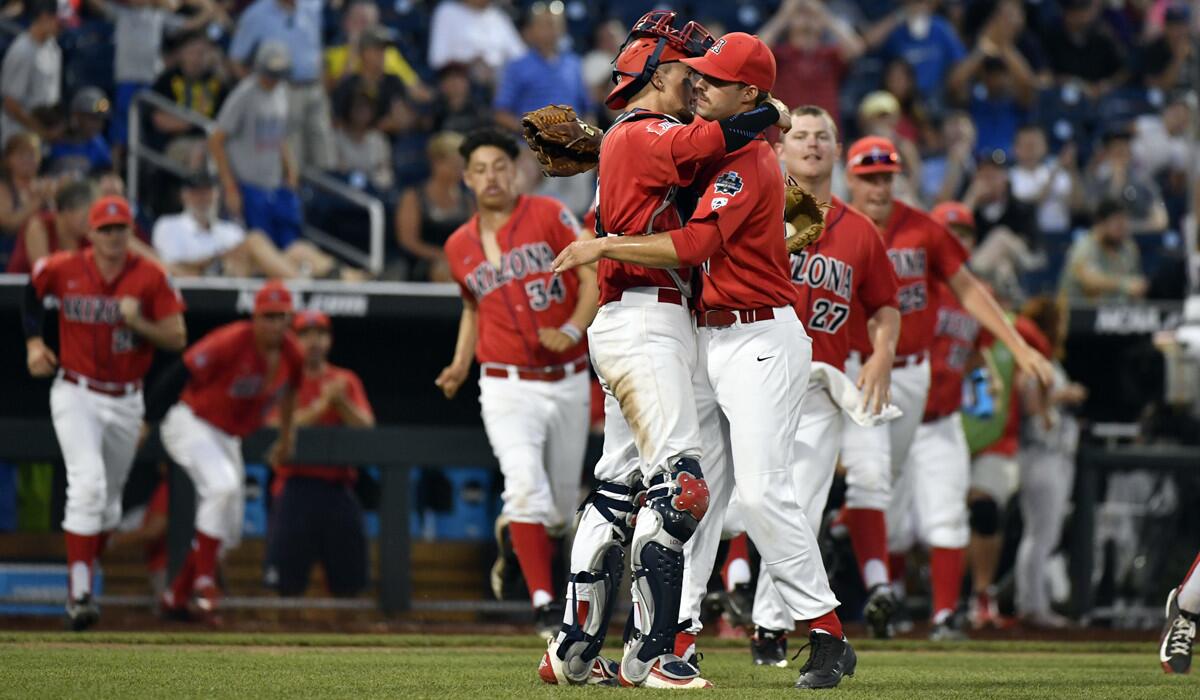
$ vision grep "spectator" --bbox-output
[395,131,470,282]
[1009,125,1081,238]
[921,110,977,205]
[881,58,927,145]
[1134,96,1192,228]
[152,170,356,279]
[1060,197,1146,302]
[857,90,922,204]
[85,0,215,151]
[323,0,431,102]
[1085,123,1170,233]
[1043,0,1126,99]
[0,133,55,244]
[1,0,61,144]
[431,62,493,135]
[266,310,374,598]
[864,0,967,98]
[331,28,412,138]
[494,2,590,133]
[946,15,1036,157]
[963,148,1040,289]
[331,89,394,194]
[150,30,230,170]
[229,0,335,170]
[6,179,94,274]
[755,0,864,128]
[1137,3,1194,92]
[210,41,302,249]
[427,0,523,84]
[46,87,113,177]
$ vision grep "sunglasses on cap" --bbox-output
[849,150,901,168]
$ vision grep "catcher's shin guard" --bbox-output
[553,481,634,684]
[621,458,710,686]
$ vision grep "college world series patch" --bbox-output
[713,171,743,197]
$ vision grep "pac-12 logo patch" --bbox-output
[711,197,729,210]
[713,171,743,197]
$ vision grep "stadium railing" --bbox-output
[126,90,386,275]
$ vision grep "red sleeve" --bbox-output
[343,369,373,419]
[856,222,900,317]
[183,325,237,383]
[669,165,753,266]
[284,335,304,389]
[1014,316,1052,357]
[145,267,186,321]
[443,233,476,302]
[29,253,61,298]
[633,117,726,188]
[930,221,969,282]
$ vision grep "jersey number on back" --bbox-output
[809,299,849,334]
[525,276,566,311]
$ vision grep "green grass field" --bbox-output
[0,633,1194,699]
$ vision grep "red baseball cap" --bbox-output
[254,280,294,315]
[292,309,330,332]
[681,32,776,93]
[88,195,133,229]
[931,201,976,231]
[846,136,902,175]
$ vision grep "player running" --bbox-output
[537,12,789,690]
[841,137,1054,639]
[554,33,857,690]
[743,105,901,666]
[1161,551,1200,673]
[435,128,598,639]
[147,280,301,621]
[22,195,186,631]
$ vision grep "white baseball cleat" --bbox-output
[619,655,713,689]
[538,639,619,686]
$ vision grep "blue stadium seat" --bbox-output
[243,464,271,539]
[411,466,493,541]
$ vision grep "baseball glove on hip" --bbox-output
[522,105,604,177]
[784,184,827,253]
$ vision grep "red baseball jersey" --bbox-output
[924,282,983,420]
[982,315,1052,457]
[31,249,184,383]
[790,196,899,370]
[879,200,970,357]
[669,140,797,311]
[595,111,728,305]
[271,364,373,493]
[445,194,588,368]
[181,320,304,438]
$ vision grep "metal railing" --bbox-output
[127,89,386,275]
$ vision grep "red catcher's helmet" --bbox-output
[606,10,714,110]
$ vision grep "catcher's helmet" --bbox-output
[606,10,714,110]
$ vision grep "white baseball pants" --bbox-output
[479,368,589,531]
[887,412,971,552]
[161,403,246,548]
[681,306,839,630]
[1014,447,1074,617]
[51,377,143,535]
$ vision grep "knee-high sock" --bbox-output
[510,522,554,606]
[65,531,99,599]
[806,609,844,639]
[930,547,965,622]
[845,508,890,589]
[1178,551,1200,614]
[193,532,222,590]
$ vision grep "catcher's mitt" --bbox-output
[522,105,604,177]
[784,184,826,253]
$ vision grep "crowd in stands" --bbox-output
[0,0,1193,300]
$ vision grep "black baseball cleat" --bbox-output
[751,626,789,667]
[533,601,564,641]
[725,583,755,629]
[864,584,897,640]
[65,594,100,632]
[793,632,856,690]
[1160,587,1197,674]
[929,610,969,642]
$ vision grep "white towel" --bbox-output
[809,361,903,427]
